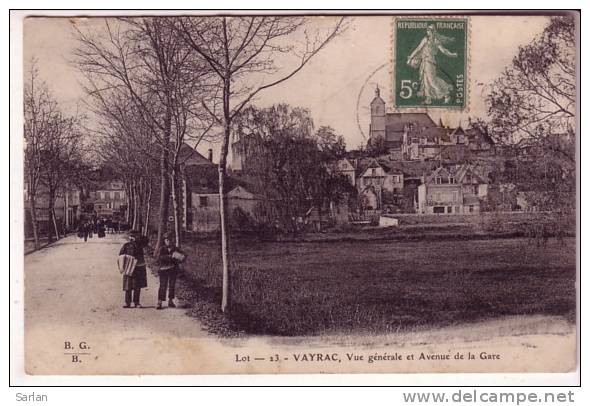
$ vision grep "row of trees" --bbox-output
[24,62,88,250]
[73,16,347,312]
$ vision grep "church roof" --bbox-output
[383,113,442,144]
[384,113,437,132]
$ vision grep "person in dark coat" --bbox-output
[156,233,181,310]
[77,222,86,241]
[119,230,149,308]
[80,222,89,242]
[97,220,106,238]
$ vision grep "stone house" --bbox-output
[88,180,127,219]
[417,164,489,214]
[354,158,404,210]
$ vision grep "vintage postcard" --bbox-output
[15,11,578,376]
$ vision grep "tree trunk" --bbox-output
[132,182,139,231]
[136,180,144,232]
[64,189,69,232]
[28,194,40,250]
[170,169,181,248]
[154,114,172,255]
[220,80,231,312]
[125,183,131,224]
[47,189,60,242]
[51,207,60,241]
[143,181,152,237]
[219,162,230,313]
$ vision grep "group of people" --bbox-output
[119,231,184,310]
[77,220,99,242]
[77,217,123,241]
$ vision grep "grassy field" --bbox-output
[178,237,576,336]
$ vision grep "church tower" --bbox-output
[369,85,386,142]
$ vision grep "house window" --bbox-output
[199,196,208,207]
[452,191,458,202]
[435,192,441,201]
[105,191,111,200]
[469,205,474,213]
[433,206,445,214]
[371,168,376,176]
[447,206,452,213]
[449,177,456,184]
[114,192,120,200]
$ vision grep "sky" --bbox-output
[22,14,550,159]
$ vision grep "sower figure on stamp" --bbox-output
[407,24,458,105]
[119,230,149,308]
[156,232,182,310]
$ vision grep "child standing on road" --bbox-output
[156,233,182,310]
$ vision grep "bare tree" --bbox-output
[24,62,55,249]
[75,17,214,252]
[39,112,85,240]
[174,16,347,312]
[88,88,160,235]
[24,61,85,245]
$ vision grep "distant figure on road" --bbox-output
[105,219,114,234]
[78,222,90,242]
[97,220,106,238]
[156,233,183,310]
[88,221,93,239]
[119,230,149,308]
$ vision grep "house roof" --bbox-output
[425,164,487,185]
[378,160,439,179]
[465,127,495,145]
[177,143,214,166]
[96,180,125,191]
[336,158,355,172]
[356,158,383,177]
[227,185,262,200]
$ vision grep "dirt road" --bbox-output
[24,234,210,375]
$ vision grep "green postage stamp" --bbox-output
[394,17,468,109]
